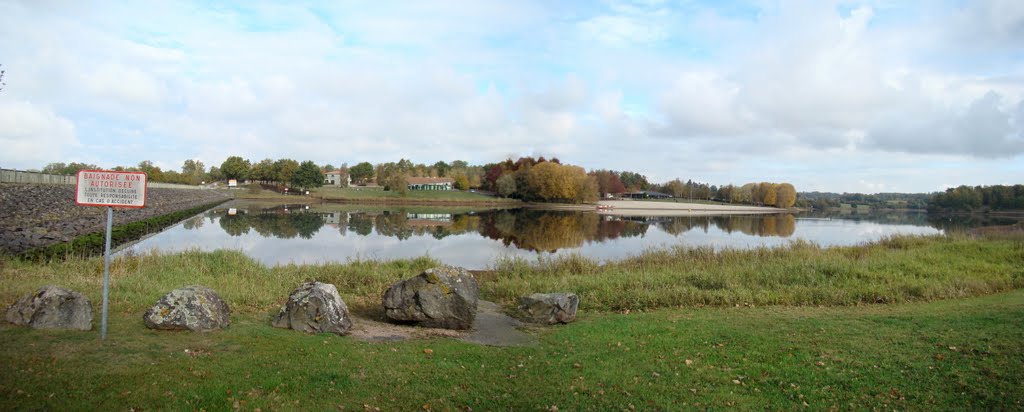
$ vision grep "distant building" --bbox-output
[407,177,454,191]
[323,171,347,187]
[623,191,672,199]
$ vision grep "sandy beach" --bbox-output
[595,199,783,216]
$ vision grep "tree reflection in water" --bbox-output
[196,204,819,253]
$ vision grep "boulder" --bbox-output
[272,281,353,335]
[143,285,230,331]
[382,265,479,329]
[516,293,579,324]
[5,285,93,330]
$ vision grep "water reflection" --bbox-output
[126,202,991,268]
[201,205,877,253]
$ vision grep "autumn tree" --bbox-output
[452,171,470,191]
[590,170,626,197]
[664,179,686,198]
[775,183,797,208]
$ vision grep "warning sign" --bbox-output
[75,170,147,208]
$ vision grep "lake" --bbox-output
[121,200,1005,269]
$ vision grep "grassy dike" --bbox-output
[1,234,1022,410]
[18,198,232,261]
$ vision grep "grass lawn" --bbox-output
[1,233,1022,409]
[315,187,520,204]
[1,291,1021,410]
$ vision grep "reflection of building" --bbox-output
[406,213,453,221]
[407,177,454,191]
[406,213,453,228]
[323,171,347,187]
[320,212,344,225]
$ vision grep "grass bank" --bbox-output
[486,234,1024,310]
[1,234,1022,409]
[2,234,1022,314]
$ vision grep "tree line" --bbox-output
[36,156,799,207]
[928,185,1024,212]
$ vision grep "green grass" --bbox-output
[485,234,1024,310]
[1,234,1023,409]
[1,290,1021,410]
[315,187,520,204]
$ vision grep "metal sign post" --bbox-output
[102,206,113,338]
[74,170,148,340]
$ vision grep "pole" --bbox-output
[101,206,113,339]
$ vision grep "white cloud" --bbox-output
[0,1,1021,192]
[0,100,79,168]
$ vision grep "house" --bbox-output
[623,190,672,199]
[323,171,347,187]
[407,177,454,191]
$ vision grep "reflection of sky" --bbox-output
[123,214,943,270]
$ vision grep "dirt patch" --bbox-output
[348,300,538,347]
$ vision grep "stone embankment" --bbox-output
[0,183,231,255]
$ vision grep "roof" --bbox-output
[407,177,454,185]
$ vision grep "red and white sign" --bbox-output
[75,170,148,208]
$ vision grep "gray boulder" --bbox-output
[5,285,93,330]
[143,285,230,331]
[272,281,353,335]
[382,265,479,329]
[516,293,579,324]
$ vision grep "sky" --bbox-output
[1,0,1022,193]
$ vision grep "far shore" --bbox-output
[537,199,785,216]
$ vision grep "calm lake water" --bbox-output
[121,201,1008,269]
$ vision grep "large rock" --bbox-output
[272,281,353,335]
[382,265,479,329]
[5,285,93,330]
[143,285,230,331]
[516,293,579,324]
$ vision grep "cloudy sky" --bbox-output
[1,0,1022,193]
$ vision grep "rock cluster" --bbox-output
[516,292,579,324]
[382,265,479,329]
[5,285,93,330]
[273,281,353,335]
[143,285,231,331]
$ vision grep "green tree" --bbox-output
[290,160,323,191]
[273,159,300,184]
[220,156,251,181]
[181,159,206,184]
[250,158,275,183]
[323,164,336,172]
[137,160,165,182]
[349,162,374,185]
[496,173,517,197]
[432,161,451,177]
[208,166,223,181]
